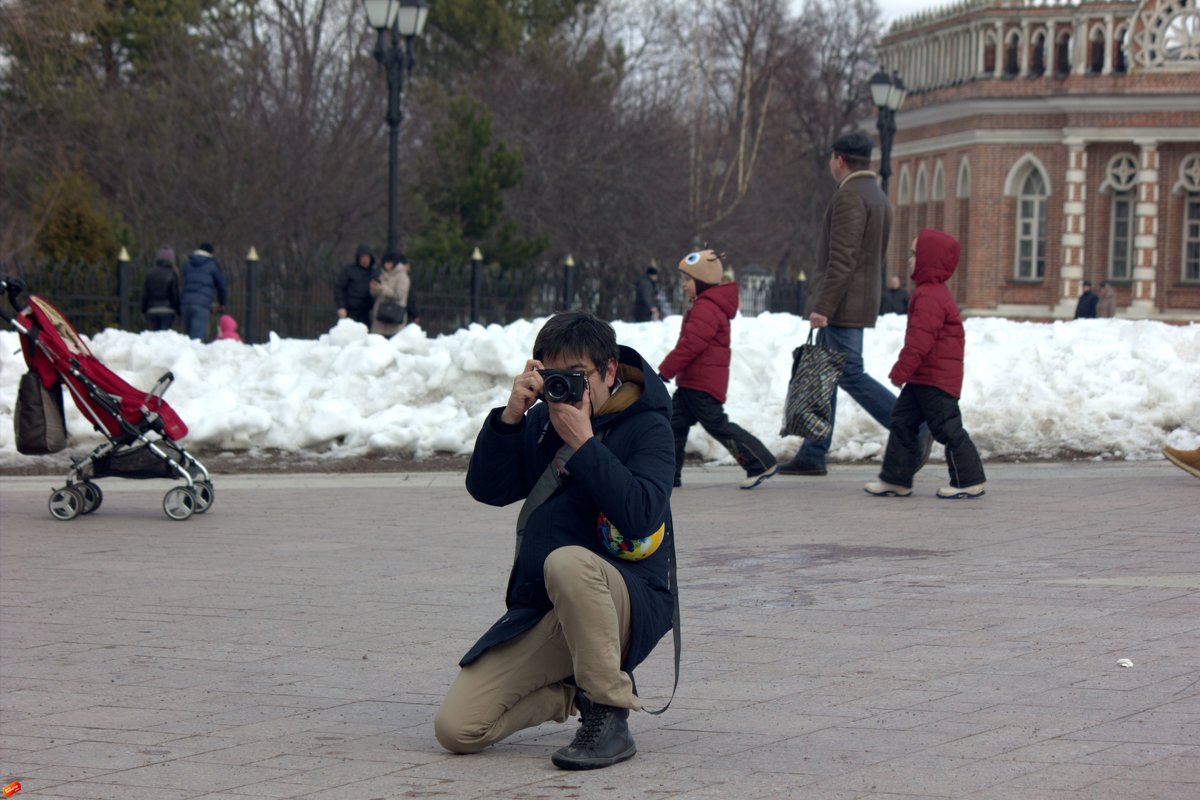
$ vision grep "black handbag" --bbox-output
[780,330,848,441]
[15,371,67,455]
[376,301,406,325]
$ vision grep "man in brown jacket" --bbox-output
[782,131,918,475]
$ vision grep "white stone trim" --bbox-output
[1003,154,1053,197]
[898,95,1200,129]
[891,126,1200,159]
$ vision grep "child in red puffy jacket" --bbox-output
[864,229,986,499]
[658,249,777,489]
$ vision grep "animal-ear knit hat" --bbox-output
[678,249,723,285]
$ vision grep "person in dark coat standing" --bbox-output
[141,246,181,331]
[1074,280,1098,318]
[865,229,986,499]
[879,274,910,315]
[781,131,928,476]
[435,311,676,772]
[633,267,660,321]
[658,249,776,489]
[335,244,377,326]
[180,243,228,341]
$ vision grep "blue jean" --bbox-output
[793,326,897,466]
[182,304,211,341]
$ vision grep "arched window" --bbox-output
[1114,25,1128,73]
[984,31,998,73]
[1090,26,1106,74]
[1103,154,1139,280]
[1031,30,1047,76]
[1013,168,1049,280]
[1056,30,1072,75]
[956,158,971,198]
[932,161,946,201]
[914,164,929,203]
[898,166,912,207]
[1005,30,1021,76]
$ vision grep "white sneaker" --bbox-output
[740,465,778,490]
[936,483,986,499]
[863,480,912,497]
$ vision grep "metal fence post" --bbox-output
[563,254,575,310]
[245,246,259,343]
[470,247,482,323]
[117,246,131,329]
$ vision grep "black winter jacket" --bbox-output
[462,345,676,676]
[141,263,180,314]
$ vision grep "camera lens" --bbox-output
[543,374,570,402]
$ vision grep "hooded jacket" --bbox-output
[141,261,180,314]
[216,314,242,342]
[889,228,965,398]
[658,281,738,404]
[462,345,675,675]
[180,250,228,308]
[334,244,377,314]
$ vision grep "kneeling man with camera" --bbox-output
[434,311,676,770]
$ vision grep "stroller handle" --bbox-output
[0,275,30,327]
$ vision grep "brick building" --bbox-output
[876,0,1200,320]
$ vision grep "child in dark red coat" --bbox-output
[865,229,986,499]
[658,250,777,489]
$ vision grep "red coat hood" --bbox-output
[697,281,739,319]
[911,228,960,286]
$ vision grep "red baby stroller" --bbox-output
[2,277,214,521]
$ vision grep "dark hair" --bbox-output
[839,153,870,171]
[1100,280,1110,288]
[1082,280,1093,288]
[533,311,619,380]
[692,278,716,295]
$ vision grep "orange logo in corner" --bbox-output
[2,781,21,797]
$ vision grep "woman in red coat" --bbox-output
[864,229,986,499]
[658,250,777,489]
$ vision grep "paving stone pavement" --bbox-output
[1,461,1197,799]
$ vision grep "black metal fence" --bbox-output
[1,256,807,341]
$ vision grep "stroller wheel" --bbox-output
[78,482,103,514]
[163,487,196,521]
[49,487,84,521]
[192,480,215,514]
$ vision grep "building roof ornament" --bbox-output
[1131,0,1200,69]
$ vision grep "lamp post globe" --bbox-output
[363,0,428,256]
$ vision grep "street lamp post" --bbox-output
[869,67,907,198]
[363,0,429,256]
[869,68,907,293]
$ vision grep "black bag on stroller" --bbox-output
[15,371,67,455]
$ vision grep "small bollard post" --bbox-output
[117,246,131,329]
[796,269,807,316]
[563,254,575,310]
[470,246,482,324]
[245,246,259,343]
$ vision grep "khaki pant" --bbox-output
[434,546,636,754]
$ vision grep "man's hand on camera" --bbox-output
[547,385,594,450]
[501,359,544,425]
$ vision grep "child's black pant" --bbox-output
[671,387,775,480]
[880,383,985,489]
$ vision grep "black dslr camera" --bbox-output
[537,369,587,403]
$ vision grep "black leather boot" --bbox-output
[551,701,636,770]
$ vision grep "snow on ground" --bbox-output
[1,314,1197,469]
